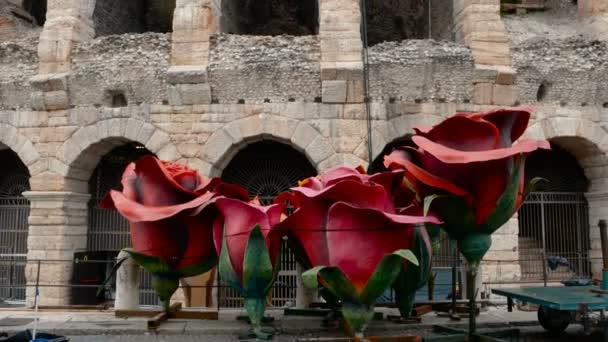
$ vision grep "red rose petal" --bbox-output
[412,136,550,164]
[129,219,187,267]
[108,190,215,222]
[292,180,393,212]
[276,199,330,266]
[475,108,532,148]
[326,202,439,293]
[214,198,283,277]
[175,210,217,270]
[385,152,471,198]
[414,115,499,151]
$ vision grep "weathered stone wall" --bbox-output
[208,34,321,103]
[0,37,38,110]
[70,33,171,107]
[0,0,43,40]
[512,38,608,106]
[368,40,475,102]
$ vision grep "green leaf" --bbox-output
[480,157,523,235]
[457,233,492,264]
[122,248,177,278]
[218,225,243,293]
[360,249,418,305]
[525,177,547,197]
[177,254,218,279]
[429,195,477,240]
[423,194,442,217]
[243,225,274,298]
[341,302,375,336]
[302,266,360,304]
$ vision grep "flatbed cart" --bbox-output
[492,219,608,341]
[492,285,608,340]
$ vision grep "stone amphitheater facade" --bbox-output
[1,0,608,305]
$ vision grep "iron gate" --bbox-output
[518,192,591,282]
[0,197,29,302]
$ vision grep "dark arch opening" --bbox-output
[85,142,157,305]
[93,0,176,37]
[222,141,317,203]
[221,0,319,36]
[519,142,591,281]
[22,0,47,26]
[365,0,453,46]
[0,148,30,302]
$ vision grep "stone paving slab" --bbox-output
[0,306,540,337]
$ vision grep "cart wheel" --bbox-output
[538,306,571,335]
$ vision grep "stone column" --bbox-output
[579,0,608,18]
[168,0,218,106]
[23,191,90,307]
[319,0,364,104]
[481,217,521,289]
[114,250,140,311]
[295,264,316,308]
[453,0,517,106]
[586,191,608,278]
[32,0,96,111]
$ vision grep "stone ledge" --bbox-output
[166,65,208,84]
[22,191,91,202]
[30,73,70,92]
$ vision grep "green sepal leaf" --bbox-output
[176,254,218,279]
[122,248,177,278]
[425,194,477,240]
[218,225,243,293]
[359,249,418,305]
[302,266,359,304]
[424,223,442,255]
[423,194,442,217]
[152,275,180,305]
[457,233,492,264]
[341,302,375,336]
[243,225,274,298]
[480,157,523,235]
[525,177,548,197]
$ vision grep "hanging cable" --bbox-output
[360,0,373,164]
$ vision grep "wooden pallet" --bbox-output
[114,303,218,330]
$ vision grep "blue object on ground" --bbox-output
[547,256,569,271]
[1,330,68,342]
[561,278,592,287]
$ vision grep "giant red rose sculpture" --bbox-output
[277,166,439,338]
[385,107,549,335]
[213,198,285,340]
[101,156,248,310]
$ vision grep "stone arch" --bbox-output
[523,116,608,280]
[202,114,335,176]
[0,123,40,175]
[59,118,179,193]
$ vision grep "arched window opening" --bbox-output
[0,148,30,302]
[365,0,453,46]
[93,0,176,37]
[519,143,591,282]
[22,0,47,26]
[85,142,157,305]
[220,141,317,307]
[220,0,319,36]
